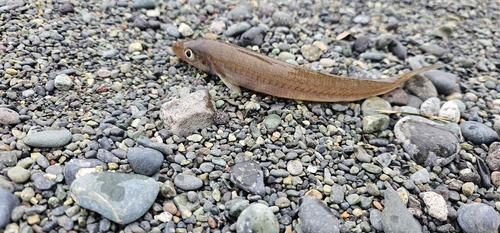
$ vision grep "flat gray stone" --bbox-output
[70,172,159,224]
[0,107,20,125]
[173,173,203,191]
[23,129,72,148]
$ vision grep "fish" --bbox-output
[172,39,442,102]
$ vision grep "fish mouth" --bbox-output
[171,41,184,57]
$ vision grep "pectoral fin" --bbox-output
[212,65,242,94]
[219,76,242,94]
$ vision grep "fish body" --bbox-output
[172,39,442,102]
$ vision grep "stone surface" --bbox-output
[236,203,279,233]
[230,161,266,196]
[421,70,460,95]
[394,116,459,166]
[127,147,163,176]
[299,196,340,233]
[457,202,500,233]
[159,90,215,136]
[70,172,159,224]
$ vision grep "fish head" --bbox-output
[172,39,212,73]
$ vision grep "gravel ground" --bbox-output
[1,0,500,233]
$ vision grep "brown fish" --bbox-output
[172,39,442,102]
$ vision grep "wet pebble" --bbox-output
[70,172,159,224]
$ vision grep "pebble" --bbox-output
[225,22,251,37]
[487,142,500,171]
[460,121,500,145]
[272,11,294,27]
[54,74,73,90]
[127,147,163,176]
[361,97,391,116]
[381,182,422,233]
[63,159,105,185]
[22,129,72,148]
[404,74,438,100]
[174,174,203,191]
[263,114,281,129]
[301,44,323,61]
[457,202,500,233]
[230,161,266,196]
[388,40,407,60]
[362,114,390,133]
[421,70,460,95]
[159,90,215,137]
[7,166,31,183]
[353,36,369,53]
[240,27,266,46]
[70,172,159,224]
[236,203,279,233]
[419,97,440,116]
[394,116,459,166]
[420,44,446,57]
[299,196,340,233]
[421,192,448,221]
[0,188,20,229]
[286,160,303,175]
[0,108,20,124]
[438,100,460,123]
[31,172,56,190]
[410,168,430,184]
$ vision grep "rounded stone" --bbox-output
[458,202,500,233]
[173,174,203,191]
[236,203,279,233]
[7,166,31,183]
[127,147,163,176]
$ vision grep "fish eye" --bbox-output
[184,49,195,60]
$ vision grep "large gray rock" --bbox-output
[159,90,215,136]
[0,188,20,229]
[299,195,340,233]
[382,182,422,233]
[70,172,159,224]
[394,116,459,166]
[458,202,500,233]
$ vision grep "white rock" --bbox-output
[160,90,215,136]
[421,191,448,221]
